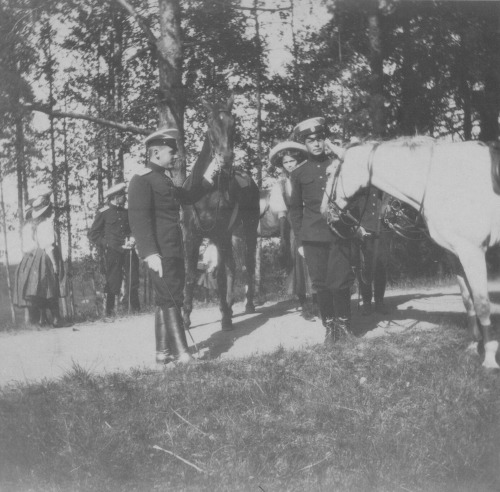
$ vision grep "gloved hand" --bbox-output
[298,246,305,258]
[145,254,163,277]
[355,227,371,242]
[203,156,221,184]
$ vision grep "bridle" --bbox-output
[324,140,431,241]
[324,142,380,239]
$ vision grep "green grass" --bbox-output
[1,324,500,491]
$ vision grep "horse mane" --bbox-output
[191,134,212,175]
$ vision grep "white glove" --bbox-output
[324,138,345,160]
[298,246,305,258]
[145,254,163,277]
[203,156,221,184]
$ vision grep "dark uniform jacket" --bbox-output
[88,204,131,252]
[128,164,206,259]
[355,186,390,233]
[289,154,335,247]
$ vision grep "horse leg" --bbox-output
[456,246,499,369]
[183,235,202,331]
[242,216,258,314]
[226,237,236,313]
[449,251,480,340]
[216,238,233,331]
[455,274,481,340]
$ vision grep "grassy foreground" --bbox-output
[1,324,500,492]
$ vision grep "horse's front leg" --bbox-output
[216,238,233,331]
[457,246,499,369]
[183,234,202,331]
[226,238,236,313]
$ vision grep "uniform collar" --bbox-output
[308,153,329,163]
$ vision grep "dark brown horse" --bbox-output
[182,96,260,331]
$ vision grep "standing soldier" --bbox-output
[88,182,141,316]
[289,117,356,345]
[354,187,392,315]
[128,128,216,365]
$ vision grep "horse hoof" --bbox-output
[245,305,255,314]
[221,320,233,331]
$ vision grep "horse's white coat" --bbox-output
[322,139,500,369]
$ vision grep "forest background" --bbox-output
[1,0,500,324]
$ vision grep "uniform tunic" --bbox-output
[88,203,140,300]
[290,154,354,294]
[128,164,206,308]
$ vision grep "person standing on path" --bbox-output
[13,186,68,328]
[353,187,392,315]
[289,117,356,345]
[268,141,315,321]
[88,183,141,316]
[128,128,217,365]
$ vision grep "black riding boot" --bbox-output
[316,289,335,327]
[155,307,174,364]
[163,306,193,364]
[332,288,357,336]
[39,308,49,326]
[130,291,141,313]
[105,294,115,316]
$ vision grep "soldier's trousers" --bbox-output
[357,231,391,304]
[303,239,354,319]
[149,257,185,309]
[105,248,140,298]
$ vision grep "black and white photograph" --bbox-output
[1,0,500,490]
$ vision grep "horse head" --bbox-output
[202,95,235,171]
[320,143,375,226]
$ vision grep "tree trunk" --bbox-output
[157,0,185,183]
[0,166,16,324]
[367,0,385,138]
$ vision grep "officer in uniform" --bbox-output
[88,182,140,316]
[128,128,217,365]
[354,186,392,315]
[289,117,355,344]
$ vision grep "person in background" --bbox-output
[197,240,218,303]
[88,182,140,316]
[128,128,218,365]
[268,141,316,321]
[13,186,67,327]
[290,117,356,345]
[354,187,392,315]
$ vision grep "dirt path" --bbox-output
[2,283,499,388]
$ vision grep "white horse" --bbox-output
[321,137,500,369]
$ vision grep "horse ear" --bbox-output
[226,94,235,111]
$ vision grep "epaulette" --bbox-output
[98,205,110,212]
[136,168,152,176]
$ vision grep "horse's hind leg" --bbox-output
[450,253,481,340]
[216,237,233,331]
[457,246,499,369]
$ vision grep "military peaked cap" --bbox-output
[104,182,127,199]
[144,128,179,149]
[293,117,329,141]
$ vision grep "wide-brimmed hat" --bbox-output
[269,141,308,168]
[144,127,179,151]
[104,182,127,200]
[293,117,329,142]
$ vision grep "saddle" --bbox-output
[489,141,500,194]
